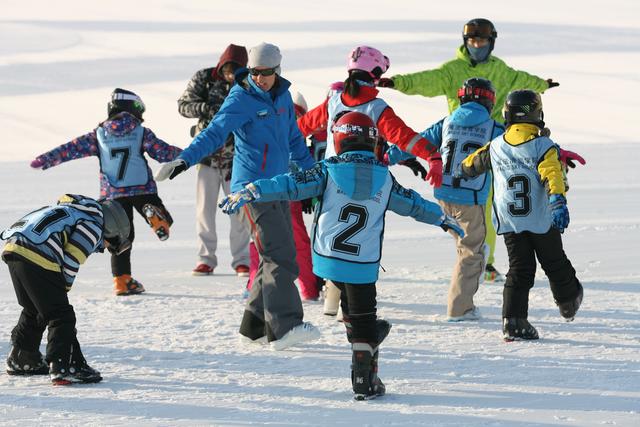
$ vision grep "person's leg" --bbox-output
[195,164,221,269]
[532,228,582,317]
[442,202,486,319]
[111,197,135,277]
[7,261,47,353]
[289,201,319,300]
[245,242,259,292]
[484,193,497,266]
[502,232,536,319]
[221,169,250,270]
[238,201,302,341]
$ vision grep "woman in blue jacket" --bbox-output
[156,43,319,351]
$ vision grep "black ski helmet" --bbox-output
[107,88,145,120]
[99,199,131,255]
[502,90,545,127]
[463,18,497,55]
[457,77,496,113]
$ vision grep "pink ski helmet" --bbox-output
[347,46,390,78]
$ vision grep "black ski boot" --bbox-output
[556,282,583,321]
[345,318,392,346]
[351,343,385,401]
[6,346,49,376]
[49,343,102,385]
[503,318,539,342]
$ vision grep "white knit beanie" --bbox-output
[247,42,282,74]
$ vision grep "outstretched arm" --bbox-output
[31,131,99,170]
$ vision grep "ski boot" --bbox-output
[6,346,49,376]
[49,344,102,385]
[556,282,583,322]
[351,342,385,401]
[502,317,539,342]
[485,264,505,282]
[113,274,145,296]
[142,204,172,241]
[323,281,341,316]
[344,317,392,346]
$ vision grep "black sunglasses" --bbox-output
[249,67,278,77]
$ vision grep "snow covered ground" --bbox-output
[1,1,639,425]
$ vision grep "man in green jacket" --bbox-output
[378,18,560,282]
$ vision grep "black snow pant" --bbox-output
[334,282,378,345]
[502,227,580,318]
[110,194,172,276]
[6,259,78,363]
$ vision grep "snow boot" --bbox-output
[556,282,583,322]
[323,281,341,316]
[344,317,392,346]
[142,204,171,241]
[6,346,49,376]
[351,343,385,401]
[49,343,102,385]
[485,264,505,282]
[113,274,145,296]
[502,317,539,342]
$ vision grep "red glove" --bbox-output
[30,158,45,169]
[559,148,586,169]
[426,155,443,188]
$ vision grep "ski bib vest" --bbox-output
[1,205,100,244]
[313,172,392,264]
[490,135,555,234]
[324,95,388,159]
[439,116,493,193]
[97,125,149,187]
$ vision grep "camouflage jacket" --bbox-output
[177,67,234,169]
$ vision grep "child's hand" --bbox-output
[219,186,258,214]
[30,157,45,169]
[426,155,443,188]
[549,194,570,232]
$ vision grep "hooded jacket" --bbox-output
[177,44,248,169]
[178,70,314,192]
[391,45,549,123]
[245,151,445,283]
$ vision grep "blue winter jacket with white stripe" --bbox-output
[178,70,315,192]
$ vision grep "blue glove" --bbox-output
[219,187,258,214]
[549,194,569,232]
[440,214,464,238]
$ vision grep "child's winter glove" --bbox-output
[219,185,259,214]
[301,198,315,214]
[546,79,560,88]
[155,159,187,181]
[399,158,427,180]
[439,213,464,238]
[558,148,586,169]
[426,154,443,188]
[549,194,570,232]
[30,157,46,169]
[376,78,395,88]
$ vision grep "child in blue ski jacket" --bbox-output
[219,111,463,401]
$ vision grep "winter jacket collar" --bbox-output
[235,68,292,101]
[340,85,379,107]
[100,112,141,136]
[504,123,542,146]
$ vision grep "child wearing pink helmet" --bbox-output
[298,45,443,188]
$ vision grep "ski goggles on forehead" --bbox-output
[463,22,496,39]
[249,67,278,77]
[332,123,379,139]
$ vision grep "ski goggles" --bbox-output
[463,22,496,39]
[249,67,279,77]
